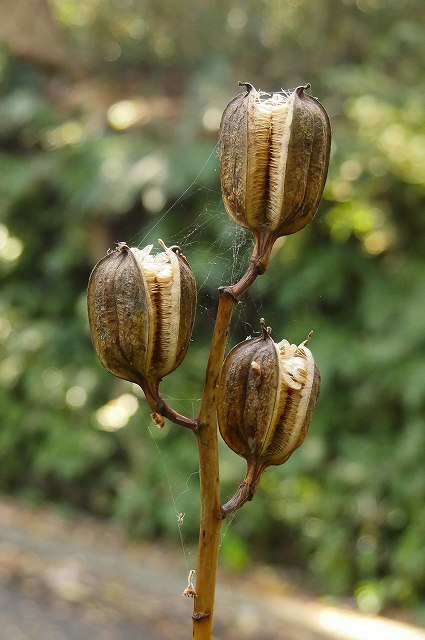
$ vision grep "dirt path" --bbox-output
[0,498,423,640]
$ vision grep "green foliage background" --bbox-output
[1,0,425,622]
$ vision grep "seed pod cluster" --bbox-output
[218,323,320,475]
[220,83,331,263]
[87,241,196,388]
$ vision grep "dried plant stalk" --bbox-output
[87,80,330,640]
[192,260,261,639]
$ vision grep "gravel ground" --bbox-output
[0,498,423,640]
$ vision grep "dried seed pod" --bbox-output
[218,322,320,514]
[87,241,196,387]
[220,83,331,265]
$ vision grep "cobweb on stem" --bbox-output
[126,141,265,571]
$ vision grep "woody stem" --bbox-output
[142,380,198,430]
[221,462,263,517]
[192,254,263,640]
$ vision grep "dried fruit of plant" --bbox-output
[220,83,331,268]
[218,321,320,514]
[87,241,197,392]
[85,78,332,639]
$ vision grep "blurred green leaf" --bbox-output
[1,0,425,621]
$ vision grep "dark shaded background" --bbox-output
[1,0,425,626]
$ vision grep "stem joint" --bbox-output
[192,612,210,621]
[218,285,238,302]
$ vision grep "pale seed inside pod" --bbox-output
[131,244,182,378]
[261,336,320,467]
[245,92,294,231]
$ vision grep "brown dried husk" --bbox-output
[87,243,196,386]
[87,245,151,384]
[219,84,331,241]
[217,329,320,470]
